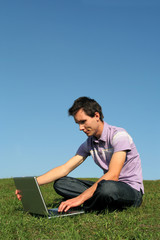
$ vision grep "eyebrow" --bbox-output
[75,120,86,124]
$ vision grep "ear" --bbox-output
[94,112,100,120]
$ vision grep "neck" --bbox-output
[94,121,104,139]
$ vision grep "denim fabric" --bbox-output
[54,176,143,211]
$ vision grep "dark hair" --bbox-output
[68,97,104,121]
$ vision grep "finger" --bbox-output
[58,200,70,212]
[63,205,71,212]
[15,189,21,195]
[58,202,63,212]
[17,194,20,200]
[58,202,67,212]
[17,194,22,200]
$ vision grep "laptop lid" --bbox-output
[14,176,49,216]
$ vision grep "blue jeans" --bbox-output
[54,176,143,211]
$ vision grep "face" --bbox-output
[74,109,103,138]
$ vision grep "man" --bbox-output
[16,97,144,212]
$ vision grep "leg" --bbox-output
[54,176,94,199]
[84,180,143,211]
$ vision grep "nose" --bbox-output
[79,124,85,131]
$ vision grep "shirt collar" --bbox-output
[92,122,109,143]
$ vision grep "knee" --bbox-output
[53,177,67,191]
[53,179,58,191]
[53,179,59,192]
[97,180,119,200]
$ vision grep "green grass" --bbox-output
[0,178,160,240]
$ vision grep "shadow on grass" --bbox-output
[46,197,63,208]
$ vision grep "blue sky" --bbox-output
[0,0,160,180]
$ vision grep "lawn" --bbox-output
[0,178,159,240]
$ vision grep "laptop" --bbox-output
[14,176,84,218]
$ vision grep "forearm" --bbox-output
[37,155,85,186]
[78,183,98,203]
[37,165,68,186]
[77,171,120,203]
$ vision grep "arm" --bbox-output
[37,155,85,185]
[58,151,126,212]
[15,155,85,200]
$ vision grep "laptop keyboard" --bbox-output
[48,208,84,217]
[48,209,76,216]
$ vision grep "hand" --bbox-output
[58,196,84,212]
[15,189,22,200]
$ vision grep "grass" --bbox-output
[0,178,160,240]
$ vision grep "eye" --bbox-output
[81,120,86,124]
[78,120,86,125]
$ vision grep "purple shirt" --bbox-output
[76,122,144,193]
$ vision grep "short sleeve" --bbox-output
[76,140,90,158]
[112,131,133,153]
